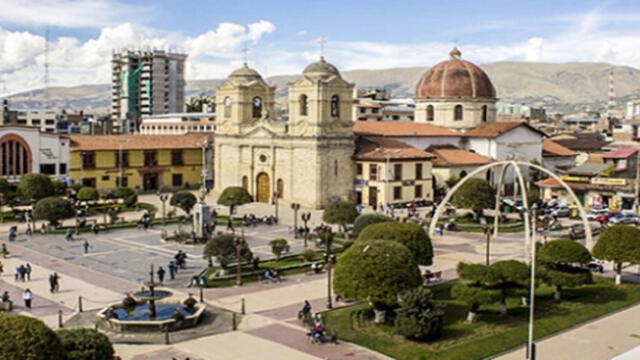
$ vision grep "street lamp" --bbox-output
[291,203,301,238]
[484,226,493,266]
[527,204,538,360]
[157,191,169,238]
[375,147,401,206]
[324,227,335,309]
[301,212,311,248]
[272,191,280,221]
[235,230,244,286]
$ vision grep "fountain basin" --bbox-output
[97,301,205,333]
[132,289,173,302]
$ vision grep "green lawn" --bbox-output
[324,278,640,360]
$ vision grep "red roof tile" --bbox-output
[355,136,434,161]
[602,146,640,159]
[542,139,578,157]
[353,121,459,137]
[464,121,545,138]
[429,147,494,166]
[68,134,210,151]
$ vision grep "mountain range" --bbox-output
[6,61,640,115]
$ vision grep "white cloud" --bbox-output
[0,0,150,28]
[297,30,308,36]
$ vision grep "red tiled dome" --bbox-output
[415,48,496,99]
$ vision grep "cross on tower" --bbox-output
[242,43,249,65]
[318,36,328,59]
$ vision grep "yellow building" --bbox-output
[355,136,434,207]
[67,134,210,191]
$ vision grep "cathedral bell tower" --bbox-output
[288,57,354,136]
[215,63,276,135]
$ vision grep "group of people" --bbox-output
[298,300,333,344]
[14,263,31,282]
[0,289,33,311]
[48,272,61,293]
[242,214,277,227]
[262,268,281,283]
[138,213,152,230]
[164,250,187,282]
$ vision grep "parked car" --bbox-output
[568,224,602,239]
[550,205,572,217]
[608,213,640,225]
[595,210,620,223]
[587,209,609,221]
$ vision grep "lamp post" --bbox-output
[301,212,311,248]
[527,204,538,359]
[324,227,335,309]
[235,230,244,286]
[157,191,168,238]
[272,191,279,221]
[484,226,493,266]
[291,203,300,238]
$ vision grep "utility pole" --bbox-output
[325,228,334,309]
[291,203,300,238]
[235,230,244,286]
[484,226,492,266]
[527,204,538,360]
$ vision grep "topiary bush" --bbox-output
[114,187,137,207]
[57,328,114,360]
[593,225,640,285]
[394,287,445,341]
[333,240,421,314]
[18,173,54,201]
[352,213,393,238]
[76,187,99,202]
[217,186,252,215]
[357,221,433,266]
[269,238,289,261]
[538,240,592,299]
[301,248,316,262]
[33,197,74,227]
[322,200,359,231]
[203,233,253,269]
[0,314,66,360]
[451,178,495,219]
[170,190,197,215]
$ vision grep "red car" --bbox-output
[595,211,619,223]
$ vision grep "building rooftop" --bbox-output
[464,121,545,138]
[602,146,640,159]
[567,163,613,176]
[355,136,434,161]
[353,121,459,137]
[67,134,210,151]
[542,139,578,157]
[427,145,494,166]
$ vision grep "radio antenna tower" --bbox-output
[607,69,615,119]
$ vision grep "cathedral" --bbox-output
[213,48,546,209]
[213,57,356,208]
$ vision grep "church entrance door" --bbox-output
[256,172,270,203]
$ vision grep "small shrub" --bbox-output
[114,187,137,207]
[0,314,66,360]
[352,213,393,237]
[301,248,316,262]
[394,287,445,340]
[76,187,99,202]
[57,328,114,360]
[269,238,289,261]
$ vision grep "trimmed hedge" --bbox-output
[357,221,433,266]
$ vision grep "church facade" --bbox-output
[213,58,356,208]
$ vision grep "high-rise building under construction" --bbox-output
[111,49,187,133]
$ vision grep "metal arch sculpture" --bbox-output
[428,160,593,263]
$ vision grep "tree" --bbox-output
[0,314,66,360]
[51,180,67,196]
[170,191,197,215]
[217,186,252,215]
[538,240,592,299]
[269,239,289,261]
[593,225,640,285]
[394,287,445,341]
[322,200,359,232]
[114,187,137,207]
[445,175,460,189]
[451,178,495,219]
[490,260,530,313]
[33,197,74,227]
[0,177,9,196]
[452,263,501,323]
[357,221,433,266]
[76,187,99,202]
[57,328,114,360]
[203,233,253,269]
[333,240,421,322]
[18,173,54,201]
[352,213,392,238]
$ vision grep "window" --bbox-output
[171,150,184,166]
[372,108,379,114]
[330,95,340,117]
[454,104,463,121]
[115,151,129,167]
[172,174,183,187]
[81,152,95,169]
[359,108,366,114]
[482,105,488,122]
[334,160,338,176]
[39,164,56,175]
[32,119,41,125]
[45,119,55,125]
[409,116,414,121]
[415,185,423,198]
[82,178,96,187]
[101,175,110,181]
[59,163,67,174]
[427,105,434,121]
[415,163,423,180]
[356,163,363,176]
[299,94,308,116]
[223,97,231,118]
[144,151,157,166]
[117,176,128,187]
[392,115,399,120]
[369,164,378,181]
[252,96,262,119]
[393,164,402,181]
[393,186,402,200]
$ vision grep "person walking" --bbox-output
[40,223,46,235]
[18,264,26,282]
[226,217,234,232]
[48,273,56,293]
[157,266,166,284]
[66,227,74,241]
[1,243,8,258]
[83,239,90,254]
[25,224,32,237]
[53,272,60,292]
[25,263,31,281]
[0,260,3,275]
[23,289,33,309]
[168,261,176,280]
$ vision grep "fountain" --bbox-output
[97,264,206,332]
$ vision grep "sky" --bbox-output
[2,0,640,95]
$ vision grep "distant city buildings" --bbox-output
[497,103,547,122]
[139,112,215,135]
[111,49,187,134]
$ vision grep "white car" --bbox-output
[587,209,609,221]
